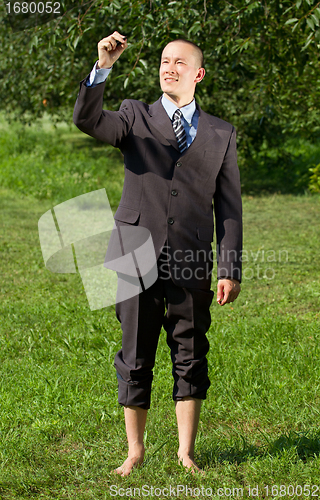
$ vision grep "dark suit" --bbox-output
[73,77,242,408]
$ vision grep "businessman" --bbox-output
[73,32,242,475]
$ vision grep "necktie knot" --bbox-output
[172,109,187,153]
[173,109,182,121]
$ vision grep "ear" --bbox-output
[194,67,205,84]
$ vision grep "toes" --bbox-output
[112,457,143,477]
[178,457,204,474]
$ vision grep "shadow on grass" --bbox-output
[199,430,320,466]
[239,142,320,195]
[61,132,124,161]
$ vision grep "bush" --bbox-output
[309,164,320,193]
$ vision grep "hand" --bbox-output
[97,31,128,69]
[216,278,241,306]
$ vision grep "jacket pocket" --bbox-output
[197,226,213,242]
[114,205,140,224]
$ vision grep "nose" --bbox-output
[166,65,176,74]
[164,61,175,74]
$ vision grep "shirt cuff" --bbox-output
[86,61,112,87]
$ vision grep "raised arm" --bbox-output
[73,32,133,147]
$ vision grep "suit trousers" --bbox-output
[114,258,214,410]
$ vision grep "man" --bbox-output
[73,32,242,475]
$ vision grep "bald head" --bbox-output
[162,39,204,69]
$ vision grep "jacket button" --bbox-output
[176,161,182,167]
[167,217,174,225]
[171,190,178,196]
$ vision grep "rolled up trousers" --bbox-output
[114,259,214,410]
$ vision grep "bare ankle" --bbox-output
[128,444,145,462]
[177,449,194,461]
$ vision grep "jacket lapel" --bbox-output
[186,104,217,155]
[148,98,180,152]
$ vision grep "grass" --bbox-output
[0,114,123,210]
[0,117,320,498]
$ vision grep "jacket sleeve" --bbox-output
[73,76,135,148]
[214,126,243,282]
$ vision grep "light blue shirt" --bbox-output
[86,62,199,147]
[87,61,112,86]
[160,95,198,148]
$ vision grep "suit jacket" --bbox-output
[73,77,242,290]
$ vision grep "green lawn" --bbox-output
[1,118,320,499]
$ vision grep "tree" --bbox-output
[1,0,320,191]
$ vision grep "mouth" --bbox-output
[164,77,178,82]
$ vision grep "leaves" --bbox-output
[0,0,320,179]
[285,18,299,24]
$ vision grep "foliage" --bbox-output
[1,0,320,189]
[309,163,320,192]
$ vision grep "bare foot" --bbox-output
[113,452,144,477]
[178,454,205,475]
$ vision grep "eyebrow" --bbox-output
[161,57,187,62]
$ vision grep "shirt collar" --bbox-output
[161,94,196,124]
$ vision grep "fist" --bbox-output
[97,31,127,69]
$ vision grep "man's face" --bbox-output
[159,41,204,105]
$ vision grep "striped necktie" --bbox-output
[172,109,187,153]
